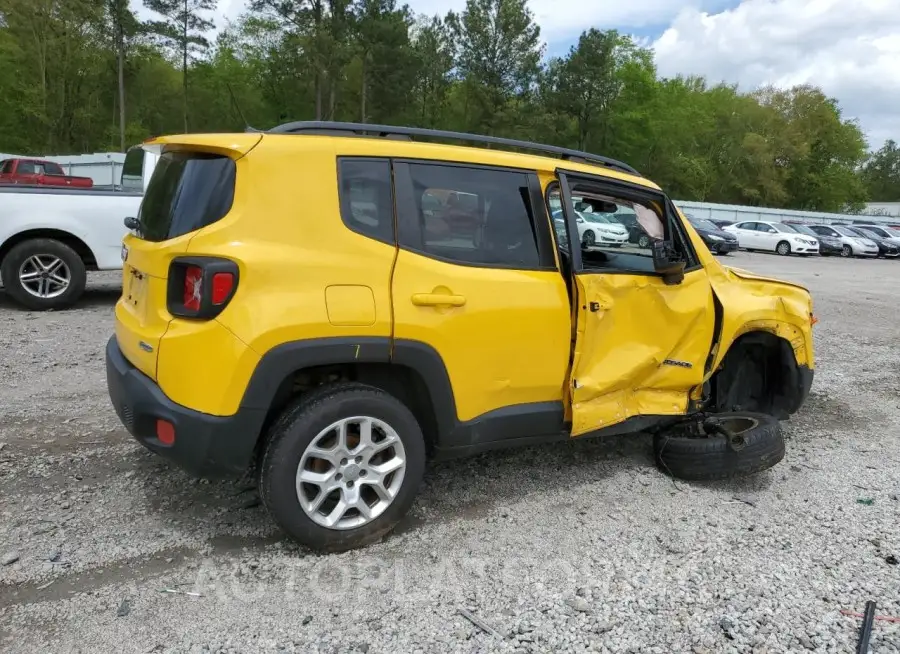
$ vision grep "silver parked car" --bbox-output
[806,224,879,258]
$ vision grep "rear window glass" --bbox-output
[40,161,64,175]
[138,152,235,242]
[121,147,145,192]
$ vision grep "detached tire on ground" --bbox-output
[0,238,87,311]
[653,412,785,481]
[259,382,426,553]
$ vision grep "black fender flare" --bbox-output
[238,337,565,456]
[239,337,459,444]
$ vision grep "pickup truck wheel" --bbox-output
[653,412,784,481]
[259,382,426,553]
[0,239,86,311]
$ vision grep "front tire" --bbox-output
[259,382,426,553]
[0,238,87,310]
[840,245,852,258]
[582,230,596,247]
[653,413,784,481]
[776,241,791,256]
[638,234,651,248]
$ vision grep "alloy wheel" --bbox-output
[295,416,406,530]
[18,255,71,299]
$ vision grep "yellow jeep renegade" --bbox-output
[106,122,815,552]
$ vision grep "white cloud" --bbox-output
[653,0,900,148]
[407,0,733,39]
[206,0,734,39]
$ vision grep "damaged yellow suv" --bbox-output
[106,122,815,552]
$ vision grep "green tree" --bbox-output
[0,0,883,213]
[106,0,142,151]
[548,29,647,151]
[409,16,454,128]
[860,140,900,202]
[143,0,217,132]
[352,0,416,124]
[447,0,543,135]
[755,85,868,212]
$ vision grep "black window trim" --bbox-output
[547,178,582,271]
[554,169,702,276]
[336,156,397,246]
[392,158,557,272]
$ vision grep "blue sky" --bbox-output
[135,0,899,148]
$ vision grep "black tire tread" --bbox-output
[259,382,425,553]
[0,238,87,310]
[653,412,785,481]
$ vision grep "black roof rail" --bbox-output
[267,121,641,177]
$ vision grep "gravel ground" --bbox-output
[1,253,899,654]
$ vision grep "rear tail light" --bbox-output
[211,272,235,305]
[183,265,203,311]
[167,257,239,319]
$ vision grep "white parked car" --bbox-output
[575,211,630,247]
[553,210,629,247]
[723,220,820,256]
[0,145,159,310]
[806,224,879,258]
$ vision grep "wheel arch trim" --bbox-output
[239,337,566,453]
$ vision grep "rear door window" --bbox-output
[138,152,236,242]
[396,163,542,269]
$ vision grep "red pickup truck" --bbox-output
[0,158,93,188]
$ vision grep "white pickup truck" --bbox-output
[0,146,158,310]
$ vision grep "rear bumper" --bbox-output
[105,336,264,478]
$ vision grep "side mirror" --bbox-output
[652,240,686,285]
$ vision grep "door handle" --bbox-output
[411,293,466,307]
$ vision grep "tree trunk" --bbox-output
[329,80,336,120]
[117,30,126,152]
[313,1,323,120]
[360,54,368,124]
[315,75,323,120]
[182,0,189,132]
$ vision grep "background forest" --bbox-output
[0,0,897,212]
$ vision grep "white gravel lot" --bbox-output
[1,252,899,654]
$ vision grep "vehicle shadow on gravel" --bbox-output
[119,431,660,552]
[0,286,120,311]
